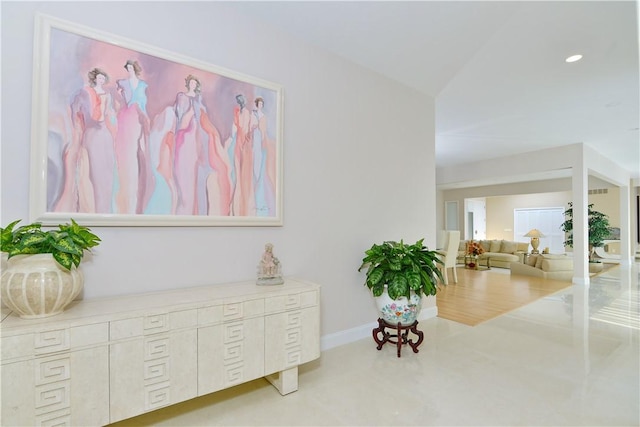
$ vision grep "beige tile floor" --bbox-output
[115,264,639,426]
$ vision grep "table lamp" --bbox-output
[524,229,545,254]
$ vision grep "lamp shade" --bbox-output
[524,229,545,238]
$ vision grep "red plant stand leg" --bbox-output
[372,318,424,357]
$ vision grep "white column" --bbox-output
[571,165,589,285]
[620,184,632,266]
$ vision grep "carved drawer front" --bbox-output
[35,380,70,415]
[223,302,243,320]
[26,324,107,357]
[222,322,246,386]
[144,313,169,334]
[35,409,71,426]
[283,312,302,366]
[265,294,301,313]
[223,363,244,384]
[144,358,170,383]
[145,381,171,411]
[111,309,197,340]
[224,322,245,343]
[223,299,264,321]
[35,329,69,355]
[223,342,243,364]
[142,335,171,411]
[144,336,170,360]
[284,294,301,309]
[35,356,70,385]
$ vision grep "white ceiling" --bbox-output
[228,1,640,180]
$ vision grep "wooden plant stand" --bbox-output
[372,318,424,358]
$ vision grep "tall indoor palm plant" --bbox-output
[560,202,612,262]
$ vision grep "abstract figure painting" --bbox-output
[30,14,283,226]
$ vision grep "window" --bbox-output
[514,208,565,253]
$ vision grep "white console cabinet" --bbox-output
[1,278,320,426]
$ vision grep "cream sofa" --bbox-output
[509,254,573,281]
[456,239,529,269]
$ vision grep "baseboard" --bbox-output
[320,305,438,352]
[320,320,378,351]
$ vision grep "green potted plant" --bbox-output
[358,239,444,325]
[1,219,101,318]
[560,202,612,262]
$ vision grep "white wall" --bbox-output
[0,2,437,340]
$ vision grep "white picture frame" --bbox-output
[30,14,284,226]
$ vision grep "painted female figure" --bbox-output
[250,97,276,216]
[114,59,150,214]
[230,93,254,216]
[173,75,231,215]
[56,67,117,213]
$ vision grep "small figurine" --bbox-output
[257,243,284,285]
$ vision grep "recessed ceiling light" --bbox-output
[565,54,583,63]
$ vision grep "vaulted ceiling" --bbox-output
[229,1,639,180]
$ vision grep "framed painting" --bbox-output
[29,14,284,226]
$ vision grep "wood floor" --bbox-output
[436,266,572,326]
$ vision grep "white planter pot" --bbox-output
[374,285,422,325]
[1,254,84,319]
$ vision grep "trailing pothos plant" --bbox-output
[0,219,101,270]
[358,239,444,300]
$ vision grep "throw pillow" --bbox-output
[526,254,538,267]
[490,240,502,252]
[517,242,529,252]
[459,241,467,252]
[501,241,517,254]
[480,240,491,252]
[535,255,544,269]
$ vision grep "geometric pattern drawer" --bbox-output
[265,294,301,313]
[144,358,170,383]
[35,409,71,427]
[144,336,170,361]
[35,356,70,385]
[34,329,69,355]
[223,299,264,321]
[264,291,318,314]
[145,381,171,411]
[35,380,70,415]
